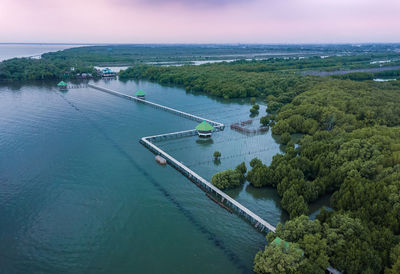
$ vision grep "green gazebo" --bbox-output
[196,121,214,137]
[57,81,68,90]
[271,237,304,256]
[136,90,146,99]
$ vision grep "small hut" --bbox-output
[196,121,214,137]
[136,90,146,99]
[101,68,116,78]
[57,81,68,91]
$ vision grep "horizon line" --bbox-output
[1,42,400,46]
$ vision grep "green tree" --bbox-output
[236,162,247,174]
[324,214,381,273]
[265,216,329,273]
[260,116,271,126]
[213,151,221,160]
[385,244,400,274]
[247,164,271,187]
[250,106,259,115]
[281,189,309,218]
[235,162,247,183]
[272,120,291,135]
[385,258,400,274]
[250,158,263,168]
[254,241,304,274]
[267,101,282,113]
[211,169,243,190]
[280,132,291,145]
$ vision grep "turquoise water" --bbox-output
[0,79,285,273]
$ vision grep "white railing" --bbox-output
[89,83,275,233]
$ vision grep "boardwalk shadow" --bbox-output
[58,91,250,273]
[195,138,214,145]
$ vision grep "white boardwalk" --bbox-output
[89,83,276,233]
[88,84,224,130]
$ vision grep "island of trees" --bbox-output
[211,162,246,190]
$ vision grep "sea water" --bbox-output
[0,79,285,273]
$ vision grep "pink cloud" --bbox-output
[0,0,399,43]
[116,0,253,8]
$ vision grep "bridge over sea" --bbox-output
[88,83,276,233]
[88,83,343,274]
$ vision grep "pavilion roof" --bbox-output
[195,121,214,131]
[272,237,304,256]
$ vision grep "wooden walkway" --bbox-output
[89,83,275,233]
[88,84,224,130]
[140,135,276,232]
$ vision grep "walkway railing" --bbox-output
[89,83,275,233]
[88,84,224,130]
[87,83,345,273]
[140,135,276,232]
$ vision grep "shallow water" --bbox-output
[373,78,397,82]
[0,79,285,273]
[0,44,88,61]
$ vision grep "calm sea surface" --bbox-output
[0,78,288,273]
[0,44,88,61]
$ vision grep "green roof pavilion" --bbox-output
[136,90,146,97]
[57,81,67,87]
[195,121,214,131]
[271,237,304,256]
[272,237,290,250]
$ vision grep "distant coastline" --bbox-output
[0,43,90,62]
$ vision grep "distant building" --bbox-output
[136,90,146,99]
[101,68,116,78]
[196,121,214,137]
[57,81,68,91]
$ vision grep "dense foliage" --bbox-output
[128,56,400,272]
[211,169,242,190]
[121,56,400,272]
[0,57,97,81]
[127,56,400,272]
[119,64,316,99]
[118,54,400,100]
[2,43,400,83]
[249,78,400,273]
[211,162,247,190]
[29,43,400,66]
[254,239,304,274]
[256,214,387,273]
[332,69,400,81]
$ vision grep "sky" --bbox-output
[0,0,399,43]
